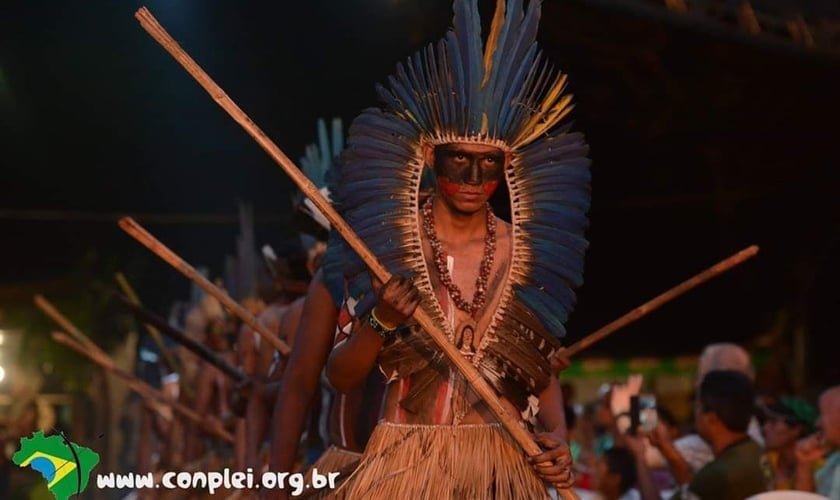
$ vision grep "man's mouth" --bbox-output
[437,178,499,198]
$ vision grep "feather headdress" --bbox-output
[375,0,576,151]
[295,117,344,237]
[340,0,590,343]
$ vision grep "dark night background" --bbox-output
[1,1,838,387]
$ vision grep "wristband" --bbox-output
[369,308,398,339]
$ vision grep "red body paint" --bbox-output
[437,177,461,197]
[482,180,499,196]
[437,178,500,198]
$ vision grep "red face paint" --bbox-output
[482,180,500,196]
[437,177,461,197]
[438,178,499,198]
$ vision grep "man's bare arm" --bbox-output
[537,377,568,439]
[326,275,419,393]
[268,270,337,478]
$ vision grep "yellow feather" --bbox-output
[540,74,569,113]
[515,102,575,147]
[515,77,573,146]
[482,0,507,88]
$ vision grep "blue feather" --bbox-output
[348,137,414,163]
[523,225,588,255]
[423,44,444,131]
[518,135,590,165]
[350,109,417,141]
[331,118,344,160]
[482,0,515,98]
[445,32,467,133]
[498,45,540,134]
[515,287,568,338]
[520,264,579,310]
[452,0,482,133]
[375,83,405,117]
[389,70,424,127]
[347,208,414,232]
[405,54,431,128]
[526,244,585,285]
[432,42,452,132]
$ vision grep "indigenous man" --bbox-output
[236,245,296,471]
[265,119,388,500]
[325,0,591,497]
[232,119,344,477]
[183,286,245,465]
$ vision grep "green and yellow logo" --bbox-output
[12,430,99,500]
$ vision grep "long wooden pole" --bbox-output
[565,245,760,357]
[34,294,99,352]
[113,292,248,383]
[113,272,198,400]
[117,217,290,357]
[35,294,232,441]
[114,272,180,374]
[51,332,234,443]
[134,8,570,493]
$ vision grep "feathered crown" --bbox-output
[339,0,591,344]
[296,117,343,235]
[376,0,573,151]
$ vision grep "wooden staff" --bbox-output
[114,272,197,400]
[113,292,248,383]
[136,11,575,496]
[117,217,290,357]
[36,295,231,440]
[565,245,760,357]
[114,272,181,376]
[52,332,234,443]
[34,294,99,352]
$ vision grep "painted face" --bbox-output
[432,143,505,199]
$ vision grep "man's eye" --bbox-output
[454,154,467,161]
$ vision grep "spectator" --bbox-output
[761,396,817,489]
[590,446,643,500]
[674,343,765,472]
[795,385,840,498]
[667,370,773,499]
[643,406,682,492]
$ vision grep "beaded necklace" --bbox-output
[421,196,496,318]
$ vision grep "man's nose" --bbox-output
[465,161,482,185]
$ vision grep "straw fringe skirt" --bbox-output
[305,446,362,477]
[301,446,362,500]
[333,422,550,500]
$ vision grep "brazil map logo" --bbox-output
[12,430,100,500]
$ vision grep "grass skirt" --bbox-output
[300,446,362,499]
[334,421,550,499]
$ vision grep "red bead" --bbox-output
[422,196,496,316]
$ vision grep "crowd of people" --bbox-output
[561,343,840,499]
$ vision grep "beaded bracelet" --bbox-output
[369,308,398,339]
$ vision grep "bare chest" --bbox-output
[419,221,511,353]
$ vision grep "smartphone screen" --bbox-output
[630,395,640,433]
[639,394,658,433]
